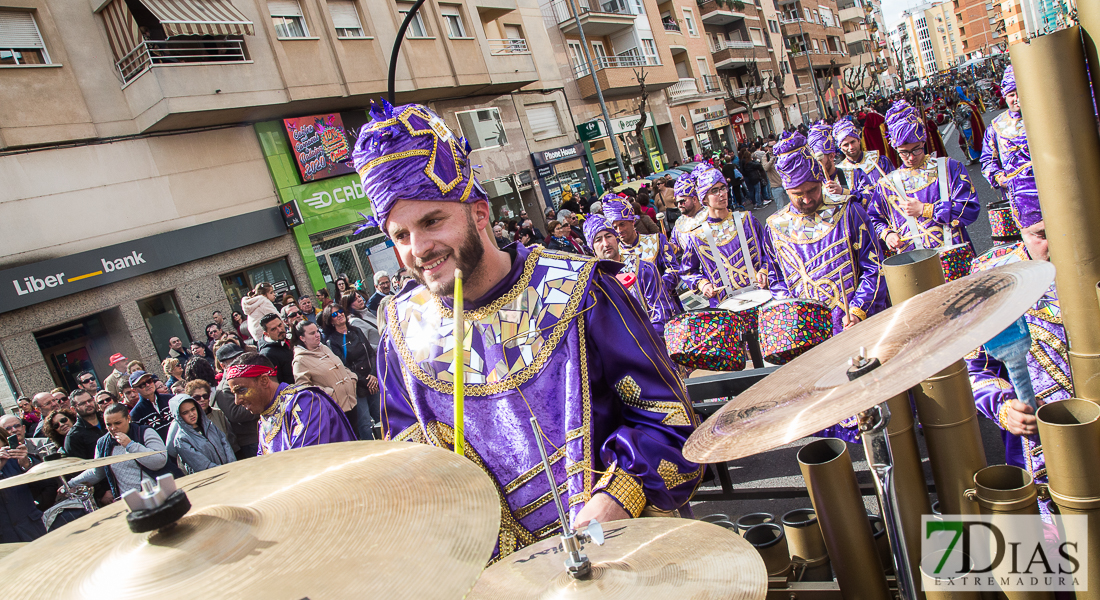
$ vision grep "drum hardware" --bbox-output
[781,508,832,582]
[734,512,775,535]
[867,514,894,576]
[529,416,604,579]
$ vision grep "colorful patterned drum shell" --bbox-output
[988,204,1021,241]
[717,288,773,335]
[757,299,833,365]
[664,310,750,371]
[939,243,976,281]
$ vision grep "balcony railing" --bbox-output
[716,39,755,50]
[572,52,650,77]
[663,20,682,32]
[550,0,635,24]
[667,77,700,99]
[702,74,722,92]
[730,84,763,97]
[487,38,530,54]
[116,39,247,83]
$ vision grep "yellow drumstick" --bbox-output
[453,269,465,456]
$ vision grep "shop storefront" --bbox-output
[691,105,732,155]
[530,144,594,211]
[576,113,665,194]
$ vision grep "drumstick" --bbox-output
[732,212,758,285]
[703,223,736,299]
[453,269,465,456]
[873,163,924,250]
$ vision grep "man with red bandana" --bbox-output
[224,352,356,455]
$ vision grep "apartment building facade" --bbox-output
[0,0,573,404]
[926,1,963,67]
[837,0,895,92]
[953,0,1004,58]
[1002,0,1072,44]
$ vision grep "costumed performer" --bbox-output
[834,118,895,208]
[670,169,706,253]
[806,121,848,194]
[981,66,1036,223]
[602,194,683,313]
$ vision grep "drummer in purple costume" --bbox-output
[679,164,772,307]
[833,118,895,208]
[981,66,1038,228]
[584,214,679,336]
[354,101,701,560]
[602,194,682,311]
[670,170,706,252]
[965,192,1068,518]
[764,132,889,333]
[869,100,980,254]
[806,121,849,194]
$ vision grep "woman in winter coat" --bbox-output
[167,394,235,474]
[320,307,378,440]
[291,319,366,439]
[241,282,278,342]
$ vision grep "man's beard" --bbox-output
[409,210,485,297]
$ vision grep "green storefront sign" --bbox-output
[576,120,604,142]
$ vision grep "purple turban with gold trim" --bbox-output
[774,131,826,190]
[885,99,927,147]
[1001,65,1016,95]
[807,121,836,156]
[832,118,860,147]
[601,194,638,222]
[583,213,617,249]
[694,164,726,202]
[352,100,487,231]
[673,169,697,199]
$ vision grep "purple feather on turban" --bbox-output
[583,213,617,249]
[602,194,638,222]
[693,164,726,202]
[774,131,826,190]
[885,99,927,147]
[832,118,860,148]
[807,121,836,156]
[673,170,697,199]
[1000,65,1017,95]
[352,101,487,232]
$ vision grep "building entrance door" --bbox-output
[310,224,401,298]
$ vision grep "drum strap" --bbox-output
[703,222,735,299]
[878,164,924,249]
[937,157,954,248]
[733,211,758,285]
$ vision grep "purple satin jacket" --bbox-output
[680,211,773,307]
[837,150,895,208]
[868,156,980,251]
[377,244,700,560]
[257,383,357,455]
[980,110,1038,218]
[622,254,680,336]
[620,231,683,314]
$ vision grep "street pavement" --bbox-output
[691,109,1010,523]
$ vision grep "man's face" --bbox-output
[897,142,926,169]
[207,325,221,340]
[283,308,303,327]
[788,181,824,215]
[839,136,862,161]
[122,387,140,407]
[1022,221,1049,262]
[78,373,98,393]
[676,195,700,215]
[704,184,729,211]
[169,337,183,350]
[228,376,275,415]
[134,376,156,399]
[35,393,59,415]
[213,312,225,326]
[377,278,391,294]
[1,417,25,442]
[54,392,68,409]
[72,391,97,417]
[386,200,487,297]
[105,412,130,436]
[816,152,835,174]
[265,318,287,341]
[592,230,621,261]
[95,392,113,410]
[613,220,638,242]
[1005,91,1020,112]
[299,297,314,313]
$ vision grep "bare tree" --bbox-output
[631,66,650,175]
[723,46,768,139]
[766,73,791,130]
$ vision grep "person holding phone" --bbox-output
[0,429,47,542]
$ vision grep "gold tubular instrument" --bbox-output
[780,508,832,582]
[885,388,933,595]
[743,523,793,578]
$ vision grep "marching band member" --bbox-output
[679,164,772,307]
[834,118,895,208]
[869,100,980,261]
[981,66,1036,223]
[602,194,683,312]
[859,105,899,168]
[354,102,700,560]
[584,214,678,336]
[670,170,706,253]
[806,121,848,193]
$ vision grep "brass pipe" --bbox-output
[743,523,792,578]
[887,390,934,598]
[781,508,832,582]
[798,439,890,599]
[867,514,893,575]
[921,549,981,600]
[964,465,1053,600]
[883,250,987,516]
[1036,398,1100,600]
[1077,2,1100,118]
[735,512,775,536]
[1013,29,1100,401]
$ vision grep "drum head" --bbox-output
[719,289,773,312]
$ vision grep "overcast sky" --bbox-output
[881,0,932,29]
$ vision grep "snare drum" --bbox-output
[664,310,750,371]
[758,299,833,365]
[988,200,1021,242]
[717,288,773,335]
[939,243,976,281]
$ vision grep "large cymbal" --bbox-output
[0,441,500,599]
[0,543,25,561]
[684,261,1055,463]
[0,452,161,490]
[468,518,768,600]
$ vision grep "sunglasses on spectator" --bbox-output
[138,380,155,388]
[192,393,211,400]
[286,311,301,318]
[80,378,95,384]
[54,417,70,426]
[332,310,344,317]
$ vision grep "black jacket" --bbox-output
[63,413,106,459]
[259,337,295,384]
[325,327,376,397]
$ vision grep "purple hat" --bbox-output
[602,194,638,222]
[1001,65,1016,95]
[832,118,861,147]
[774,131,826,189]
[1012,191,1043,229]
[353,101,487,232]
[672,170,697,199]
[885,99,927,147]
[693,164,726,202]
[583,213,617,248]
[807,121,836,156]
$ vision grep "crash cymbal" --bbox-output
[0,452,161,490]
[684,261,1055,463]
[0,543,25,561]
[0,441,500,599]
[468,518,768,600]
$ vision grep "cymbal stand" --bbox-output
[529,417,604,578]
[58,476,97,514]
[849,348,916,600]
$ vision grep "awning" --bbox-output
[138,0,255,37]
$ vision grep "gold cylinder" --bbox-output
[734,512,775,536]
[883,250,987,516]
[1036,398,1100,600]
[1013,28,1100,401]
[887,390,934,597]
[867,514,893,575]
[798,439,890,599]
[1078,1,1100,114]
[743,523,792,577]
[921,549,981,600]
[781,508,831,582]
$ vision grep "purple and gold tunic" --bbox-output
[868,156,980,251]
[378,244,701,559]
[965,243,1070,517]
[620,254,679,336]
[837,150,895,208]
[671,211,706,253]
[679,212,773,307]
[257,383,357,455]
[620,232,683,314]
[980,110,1038,226]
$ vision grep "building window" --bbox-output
[750,27,764,45]
[641,38,659,65]
[526,103,563,139]
[456,108,507,150]
[769,19,779,33]
[0,10,51,65]
[440,4,467,38]
[270,0,309,38]
[398,3,429,37]
[329,0,365,37]
[682,8,697,35]
[138,292,192,363]
[780,60,790,74]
